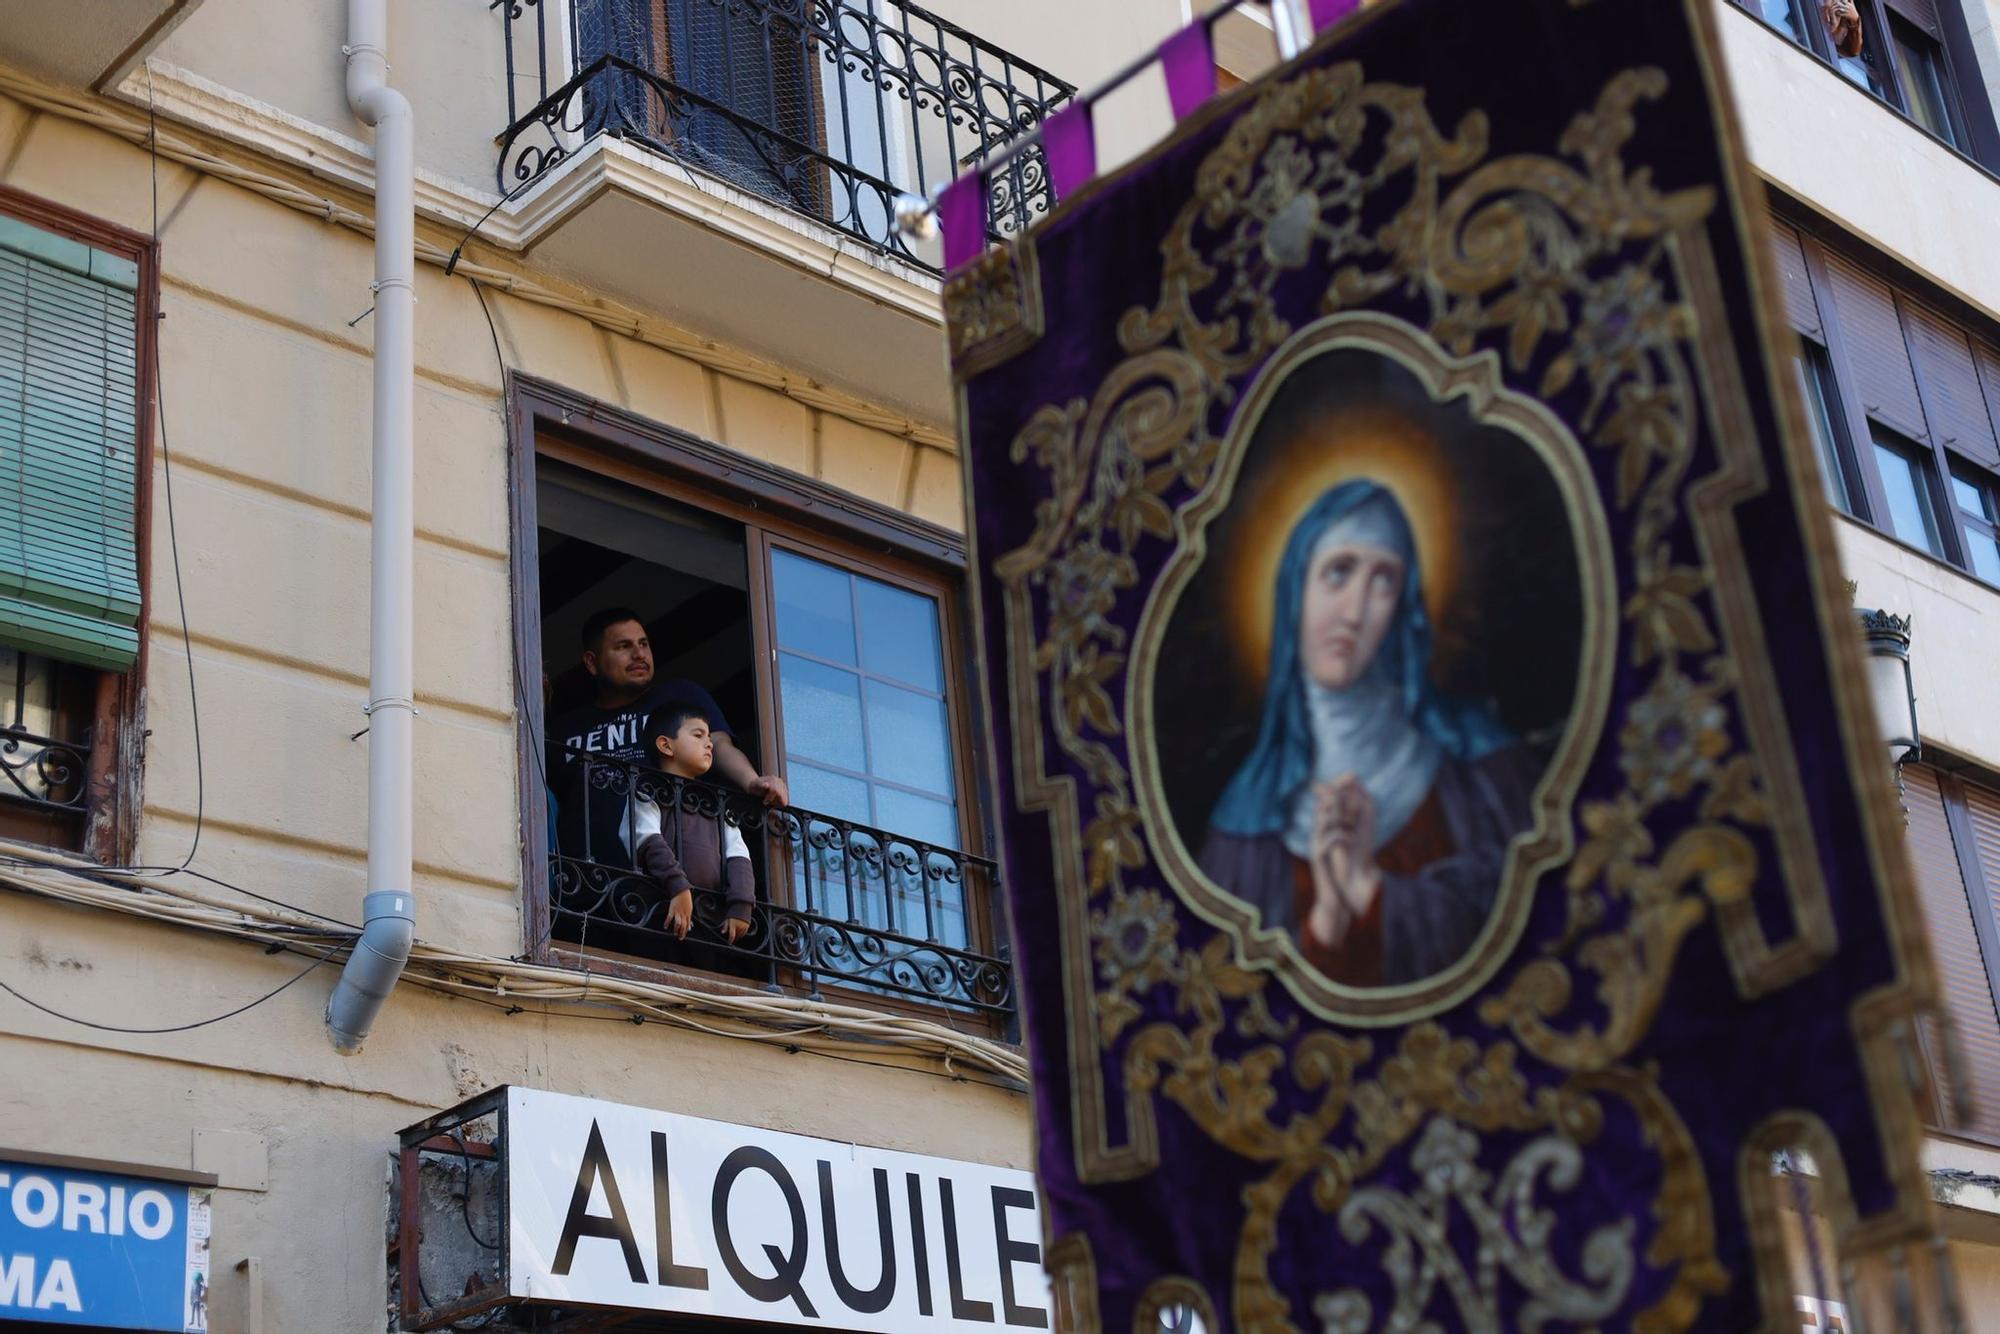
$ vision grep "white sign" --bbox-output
[506,1088,1052,1332]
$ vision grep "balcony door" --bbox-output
[575,0,826,213]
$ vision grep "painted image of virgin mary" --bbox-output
[1198,480,1542,988]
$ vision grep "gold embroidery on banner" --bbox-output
[946,241,1046,376]
[1315,1119,1634,1330]
[967,34,1925,1324]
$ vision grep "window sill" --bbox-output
[1727,7,2000,185]
[1829,506,2000,594]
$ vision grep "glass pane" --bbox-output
[856,577,943,692]
[1873,440,1944,556]
[771,549,856,664]
[1796,352,1852,514]
[878,828,966,945]
[1952,473,1997,522]
[864,679,955,796]
[787,762,870,823]
[777,653,864,768]
[1834,53,1884,95]
[874,786,959,852]
[1891,19,1958,145]
[786,764,873,922]
[1756,0,1807,43]
[1969,530,2000,585]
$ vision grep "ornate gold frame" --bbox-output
[1129,312,1617,1026]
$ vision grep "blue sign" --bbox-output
[0,1159,210,1331]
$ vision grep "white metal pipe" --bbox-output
[327,0,417,1055]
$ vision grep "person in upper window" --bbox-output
[628,705,755,946]
[548,605,789,866]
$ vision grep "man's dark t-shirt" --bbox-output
[548,678,732,866]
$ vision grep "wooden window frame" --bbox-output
[0,185,155,865]
[1780,207,2000,586]
[504,373,1006,1026]
[1913,760,2000,1145]
[1793,338,1870,517]
[1947,465,2000,579]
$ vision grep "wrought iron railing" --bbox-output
[548,747,1013,1017]
[493,0,1074,267]
[0,649,87,817]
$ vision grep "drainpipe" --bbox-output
[326,0,416,1054]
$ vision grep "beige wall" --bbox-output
[1837,519,2000,772]
[0,897,1032,1333]
[0,39,1013,1334]
[153,0,512,195]
[0,58,967,967]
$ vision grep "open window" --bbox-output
[0,189,151,862]
[514,383,1011,1026]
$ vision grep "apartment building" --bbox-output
[2,0,2000,1330]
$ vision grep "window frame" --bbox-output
[0,185,155,865]
[1867,423,1951,557]
[505,373,1006,1021]
[1793,338,1868,516]
[1780,208,2000,583]
[1948,465,2000,583]
[1883,9,1965,147]
[1909,759,2000,1143]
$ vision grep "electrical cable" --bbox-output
[466,273,564,877]
[404,976,1026,1094]
[441,174,542,278]
[143,65,208,873]
[450,1129,501,1251]
[0,946,334,1034]
[0,854,1028,1080]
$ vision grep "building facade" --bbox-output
[1,0,2000,1330]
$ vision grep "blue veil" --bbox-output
[1207,479,1513,839]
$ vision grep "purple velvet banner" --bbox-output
[1309,0,1361,29]
[1043,102,1098,202]
[1159,22,1217,122]
[944,0,1952,1328]
[938,170,985,272]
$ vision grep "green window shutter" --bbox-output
[0,214,143,672]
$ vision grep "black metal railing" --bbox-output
[548,747,1013,1017]
[493,0,1074,267]
[0,649,87,817]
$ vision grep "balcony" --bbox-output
[547,747,1014,1020]
[494,0,1073,269]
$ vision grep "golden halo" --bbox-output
[1226,402,1462,687]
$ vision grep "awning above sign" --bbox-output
[0,1151,213,1332]
[396,1086,1051,1333]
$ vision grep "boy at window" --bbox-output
[549,606,789,865]
[628,706,755,946]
